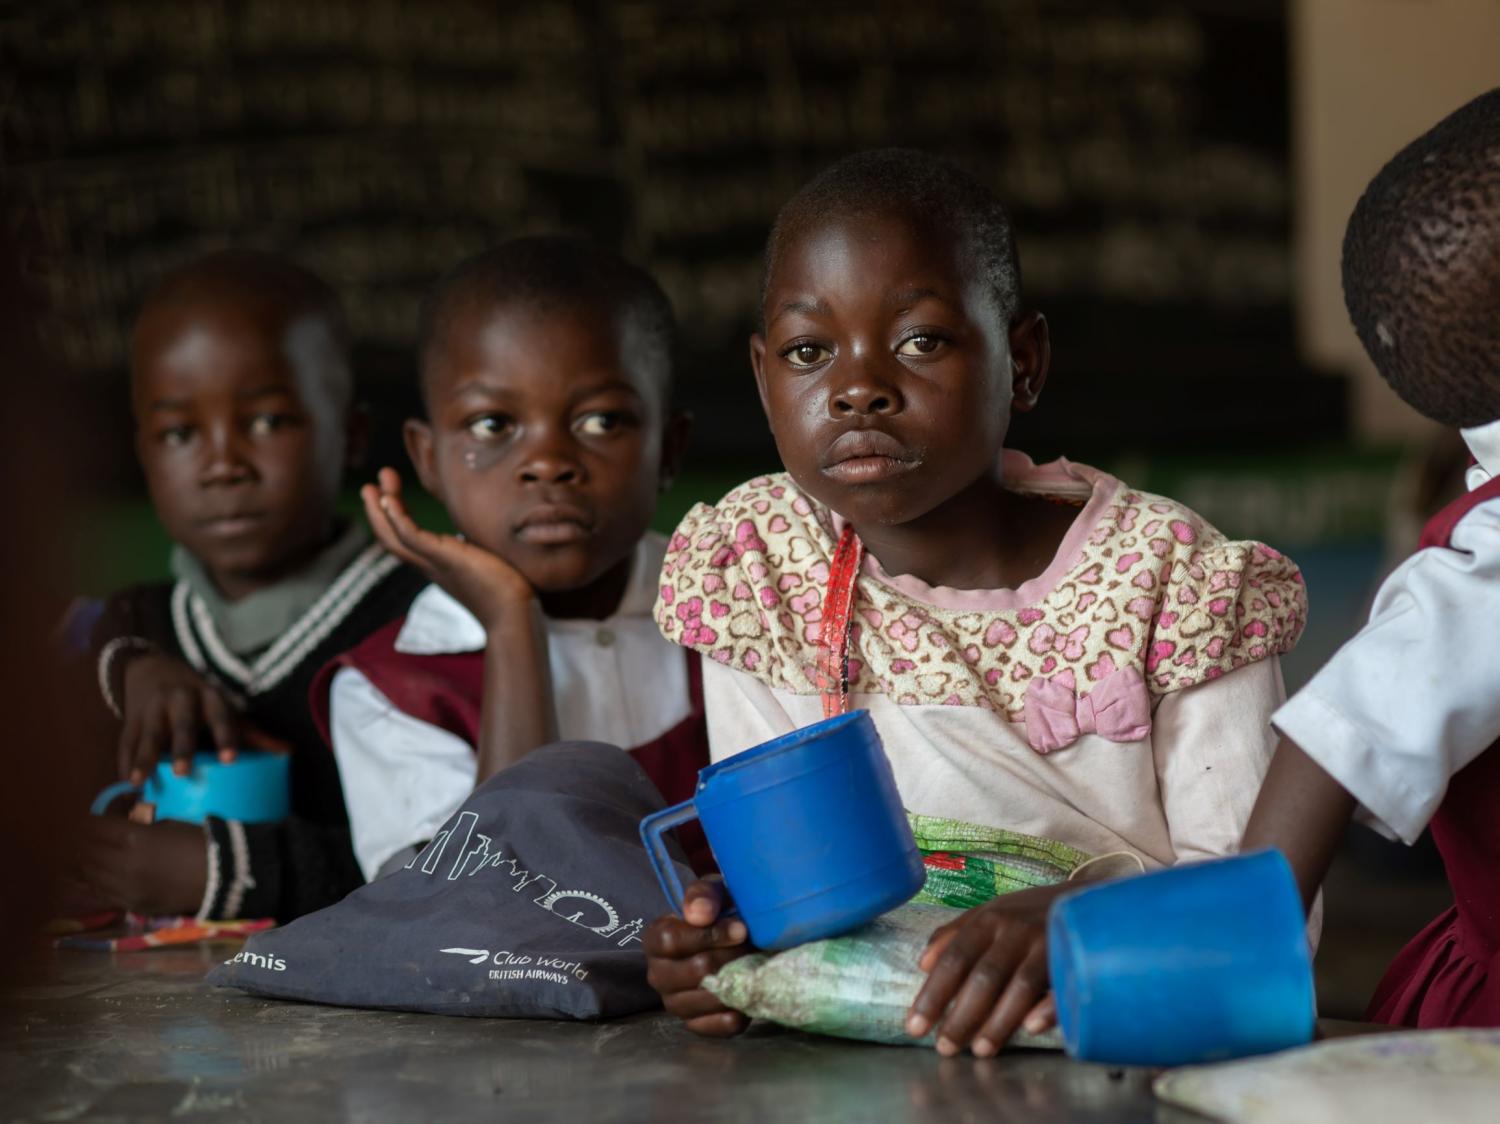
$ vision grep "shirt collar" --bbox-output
[170,521,370,657]
[1461,418,1500,491]
[393,531,668,655]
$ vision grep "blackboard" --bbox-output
[4,0,1338,466]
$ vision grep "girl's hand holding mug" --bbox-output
[643,877,752,1038]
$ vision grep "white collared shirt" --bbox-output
[1274,420,1500,844]
[1462,417,1500,491]
[329,533,689,880]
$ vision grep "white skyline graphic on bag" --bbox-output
[407,810,645,948]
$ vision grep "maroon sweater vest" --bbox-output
[311,615,714,873]
[1367,474,1500,1027]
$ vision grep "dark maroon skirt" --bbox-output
[1366,746,1500,1028]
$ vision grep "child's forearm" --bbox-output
[474,600,558,784]
[1240,735,1356,911]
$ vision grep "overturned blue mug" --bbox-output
[640,710,924,951]
[1048,848,1315,1067]
[90,750,290,825]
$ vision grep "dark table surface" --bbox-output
[1,949,1279,1123]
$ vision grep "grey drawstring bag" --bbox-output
[207,741,694,1019]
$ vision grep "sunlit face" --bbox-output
[408,300,677,593]
[132,300,352,599]
[752,209,1025,529]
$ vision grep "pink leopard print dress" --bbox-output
[655,452,1308,870]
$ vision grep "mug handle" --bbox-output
[91,780,143,816]
[639,799,699,915]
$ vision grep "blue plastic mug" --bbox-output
[90,750,291,825]
[1048,849,1315,1067]
[639,710,924,950]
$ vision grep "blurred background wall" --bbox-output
[7,1,1322,520]
[3,0,1496,1017]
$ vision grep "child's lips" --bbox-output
[198,512,267,537]
[514,504,594,545]
[820,430,920,485]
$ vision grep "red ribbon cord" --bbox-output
[816,526,863,719]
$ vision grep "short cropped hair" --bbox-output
[134,249,352,404]
[1342,87,1500,427]
[418,236,677,407]
[762,149,1023,326]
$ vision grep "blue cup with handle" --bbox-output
[1047,849,1315,1067]
[91,750,291,825]
[639,710,925,951]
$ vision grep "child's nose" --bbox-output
[516,446,583,486]
[831,372,904,418]
[199,427,255,485]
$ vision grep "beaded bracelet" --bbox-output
[96,636,157,718]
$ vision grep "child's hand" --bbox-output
[366,467,558,782]
[643,877,752,1037]
[78,816,208,916]
[906,886,1063,1057]
[119,652,241,784]
[362,467,535,630]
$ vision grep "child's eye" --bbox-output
[158,425,194,448]
[896,334,945,357]
[467,414,514,441]
[247,413,296,437]
[575,411,627,438]
[782,343,832,368]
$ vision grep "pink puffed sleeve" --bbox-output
[653,479,824,695]
[1145,539,1307,696]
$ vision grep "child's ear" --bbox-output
[658,409,694,493]
[402,418,442,499]
[1008,311,1051,415]
[343,403,373,470]
[749,333,771,420]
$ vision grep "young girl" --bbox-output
[643,151,1307,1056]
[1243,88,1500,1029]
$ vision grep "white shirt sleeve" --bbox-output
[1152,657,1284,865]
[328,666,479,882]
[1273,497,1500,845]
[699,657,800,762]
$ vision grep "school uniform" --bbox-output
[91,523,425,921]
[313,532,711,882]
[1275,418,1500,1027]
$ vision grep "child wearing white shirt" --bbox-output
[1243,87,1500,1029]
[311,237,708,881]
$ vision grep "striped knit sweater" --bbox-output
[90,541,424,922]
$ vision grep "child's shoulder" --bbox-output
[655,473,831,689]
[1091,474,1307,693]
[662,472,830,566]
[658,472,836,611]
[655,465,1307,705]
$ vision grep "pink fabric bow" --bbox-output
[1023,666,1152,754]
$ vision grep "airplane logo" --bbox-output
[439,947,490,964]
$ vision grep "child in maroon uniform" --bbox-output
[312,237,710,880]
[1243,87,1500,1027]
